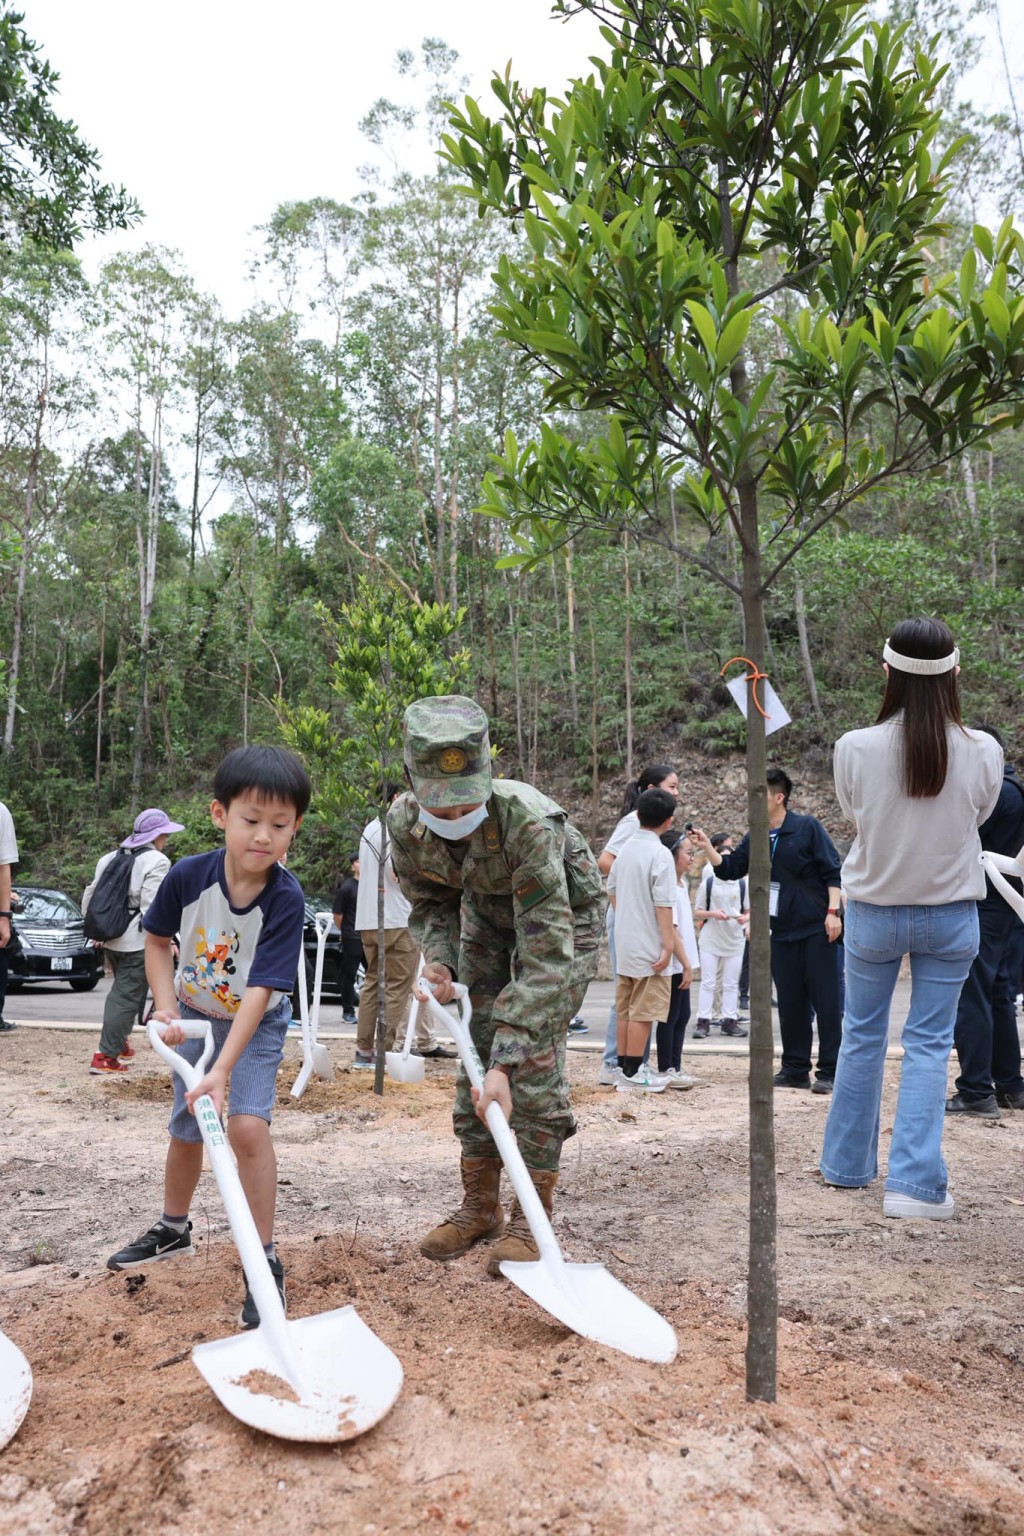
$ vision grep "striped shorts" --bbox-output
[167,997,290,1143]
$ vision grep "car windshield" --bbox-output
[13,889,82,923]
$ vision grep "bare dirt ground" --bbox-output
[2,1028,1024,1536]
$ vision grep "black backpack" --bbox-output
[83,848,144,941]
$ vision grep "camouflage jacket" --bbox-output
[388,780,606,1067]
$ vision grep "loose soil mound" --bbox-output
[2,1029,1023,1534]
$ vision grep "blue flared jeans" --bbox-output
[819,899,978,1203]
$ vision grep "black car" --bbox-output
[7,886,104,992]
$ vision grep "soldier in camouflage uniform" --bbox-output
[389,695,605,1274]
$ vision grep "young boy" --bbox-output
[606,787,678,1092]
[106,745,311,1330]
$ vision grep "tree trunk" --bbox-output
[95,602,107,813]
[565,541,580,732]
[793,570,823,721]
[720,148,777,1404]
[2,382,46,755]
[623,529,634,781]
[738,489,777,1405]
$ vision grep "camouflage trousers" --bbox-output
[454,908,598,1173]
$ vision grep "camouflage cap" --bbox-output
[403,695,492,809]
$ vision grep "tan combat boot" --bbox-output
[485,1169,557,1277]
[420,1155,504,1260]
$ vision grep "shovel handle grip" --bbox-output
[146,1019,214,1088]
[981,851,1024,923]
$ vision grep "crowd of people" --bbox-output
[0,615,1021,1329]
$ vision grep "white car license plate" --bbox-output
[50,957,73,972]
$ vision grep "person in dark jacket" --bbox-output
[694,767,843,1091]
[946,727,1024,1120]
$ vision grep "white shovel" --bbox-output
[291,911,333,1099]
[0,1328,32,1449]
[419,983,678,1365]
[148,1020,403,1441]
[981,851,1024,923]
[386,957,426,1085]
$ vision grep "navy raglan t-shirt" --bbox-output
[143,849,305,1019]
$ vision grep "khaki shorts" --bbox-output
[615,972,672,1023]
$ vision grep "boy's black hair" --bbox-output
[214,746,312,816]
[766,767,792,806]
[637,787,677,829]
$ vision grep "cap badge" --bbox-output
[438,748,468,774]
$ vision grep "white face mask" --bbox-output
[418,803,489,841]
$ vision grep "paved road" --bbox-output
[3,973,938,1058]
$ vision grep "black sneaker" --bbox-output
[773,1070,811,1089]
[720,1019,748,1038]
[567,1016,589,1035]
[996,1088,1024,1111]
[810,1076,835,1095]
[107,1220,194,1271]
[946,1092,1000,1119]
[239,1254,286,1330]
[0,1018,17,1032]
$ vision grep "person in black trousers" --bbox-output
[694,768,843,1092]
[332,854,366,1025]
[946,728,1024,1120]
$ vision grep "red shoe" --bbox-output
[118,1043,136,1059]
[90,1051,129,1074]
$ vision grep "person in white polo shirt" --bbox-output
[352,783,455,1068]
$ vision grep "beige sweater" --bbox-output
[833,718,1003,906]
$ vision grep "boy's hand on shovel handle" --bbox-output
[473,1067,513,1124]
[186,1065,228,1118]
[154,1012,185,1046]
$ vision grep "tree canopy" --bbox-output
[0,7,139,248]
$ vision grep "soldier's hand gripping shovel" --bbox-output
[149,1020,402,1441]
[419,983,678,1365]
[291,911,333,1099]
[0,1328,32,1449]
[386,956,426,1085]
[981,851,1024,923]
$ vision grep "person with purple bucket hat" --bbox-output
[84,807,183,1074]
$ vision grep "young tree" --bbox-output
[282,578,468,1094]
[444,0,1024,1400]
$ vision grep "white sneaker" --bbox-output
[662,1068,701,1090]
[597,1063,620,1087]
[615,1067,668,1094]
[883,1191,954,1221]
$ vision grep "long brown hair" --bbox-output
[876,618,963,797]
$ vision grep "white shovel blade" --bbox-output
[311,1044,333,1082]
[0,1329,32,1449]
[499,1259,678,1365]
[192,1305,403,1442]
[385,1051,425,1084]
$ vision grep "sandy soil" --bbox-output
[2,1028,1024,1536]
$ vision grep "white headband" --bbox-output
[883,640,959,675]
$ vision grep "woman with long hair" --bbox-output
[819,618,1003,1219]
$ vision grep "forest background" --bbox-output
[1,0,1022,900]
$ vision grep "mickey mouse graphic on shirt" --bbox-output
[179,926,242,1012]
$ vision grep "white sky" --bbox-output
[24,0,606,314]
